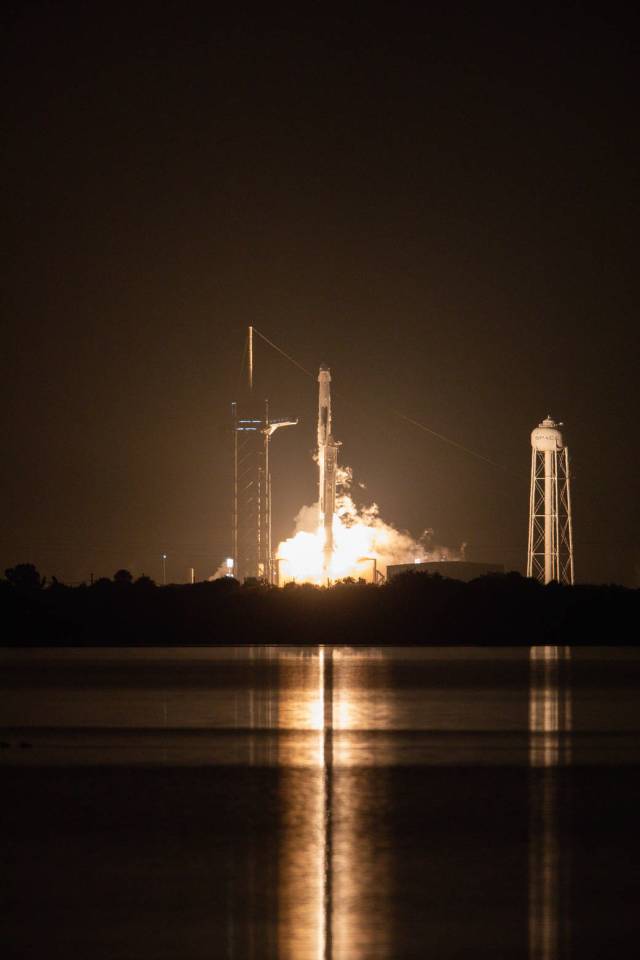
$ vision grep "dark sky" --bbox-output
[2,2,639,585]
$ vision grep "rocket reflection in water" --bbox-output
[273,648,391,960]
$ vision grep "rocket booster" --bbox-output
[317,365,340,567]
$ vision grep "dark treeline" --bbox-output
[1,564,638,646]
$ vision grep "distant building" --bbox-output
[386,561,504,582]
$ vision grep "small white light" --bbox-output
[414,558,421,564]
[226,558,234,570]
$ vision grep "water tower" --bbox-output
[527,417,575,584]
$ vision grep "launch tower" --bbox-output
[527,417,574,585]
[231,328,297,582]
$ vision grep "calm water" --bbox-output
[2,646,640,959]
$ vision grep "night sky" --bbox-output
[2,3,639,585]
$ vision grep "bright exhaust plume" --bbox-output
[277,466,456,584]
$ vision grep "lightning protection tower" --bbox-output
[527,416,575,585]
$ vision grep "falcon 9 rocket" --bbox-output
[317,365,341,571]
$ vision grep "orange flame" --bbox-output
[277,466,435,584]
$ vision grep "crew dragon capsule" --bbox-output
[317,365,341,571]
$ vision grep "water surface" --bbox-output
[2,646,640,958]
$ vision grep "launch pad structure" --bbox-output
[230,328,344,583]
[228,329,568,587]
[232,401,297,582]
[231,328,297,582]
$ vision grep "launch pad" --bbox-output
[232,358,340,584]
[226,327,553,587]
[231,329,298,582]
[232,400,297,582]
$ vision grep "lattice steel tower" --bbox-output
[231,327,297,582]
[527,417,575,584]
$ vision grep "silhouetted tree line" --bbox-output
[1,563,637,647]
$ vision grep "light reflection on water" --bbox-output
[528,646,572,960]
[3,645,640,959]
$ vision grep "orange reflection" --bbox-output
[529,646,572,960]
[332,650,391,959]
[277,648,329,960]
[276,647,390,960]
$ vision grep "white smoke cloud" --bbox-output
[276,463,460,583]
[211,462,462,583]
